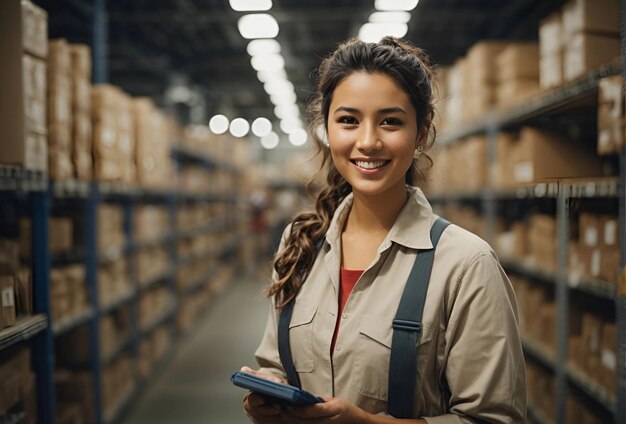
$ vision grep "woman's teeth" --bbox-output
[355,160,387,169]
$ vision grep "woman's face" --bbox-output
[327,71,419,199]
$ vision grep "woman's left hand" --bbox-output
[280,397,369,423]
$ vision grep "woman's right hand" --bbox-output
[241,366,288,423]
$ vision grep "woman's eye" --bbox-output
[381,117,402,126]
[338,116,358,125]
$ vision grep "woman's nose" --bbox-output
[356,124,381,152]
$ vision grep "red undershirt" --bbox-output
[331,267,364,355]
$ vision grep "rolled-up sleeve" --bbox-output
[424,252,526,424]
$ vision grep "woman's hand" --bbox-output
[280,397,370,423]
[240,366,288,423]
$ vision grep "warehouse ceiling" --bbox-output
[35,0,564,130]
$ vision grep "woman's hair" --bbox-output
[269,36,438,308]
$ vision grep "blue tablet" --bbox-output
[231,371,324,406]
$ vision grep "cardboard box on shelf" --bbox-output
[49,148,74,180]
[561,0,620,38]
[568,334,583,369]
[564,33,620,82]
[510,127,604,184]
[599,322,617,393]
[496,79,540,108]
[463,136,487,190]
[599,244,620,283]
[601,216,619,247]
[597,75,624,155]
[581,313,603,374]
[496,43,539,82]
[22,54,47,134]
[540,51,564,90]
[539,303,557,351]
[15,267,32,316]
[55,370,94,424]
[23,131,47,172]
[489,132,515,188]
[539,12,563,56]
[21,0,48,59]
[48,39,72,152]
[464,41,508,85]
[69,44,91,81]
[49,217,73,253]
[0,275,16,329]
[579,213,600,247]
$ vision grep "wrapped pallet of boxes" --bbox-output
[562,0,620,82]
[496,43,540,108]
[0,1,48,171]
[92,84,122,181]
[597,75,624,155]
[510,127,604,185]
[539,12,564,89]
[70,44,93,179]
[462,41,508,121]
[48,39,74,179]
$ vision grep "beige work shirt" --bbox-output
[255,186,526,423]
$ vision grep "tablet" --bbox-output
[231,371,324,406]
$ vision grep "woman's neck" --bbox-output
[345,185,408,235]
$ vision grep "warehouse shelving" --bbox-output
[51,307,95,336]
[99,287,136,314]
[0,164,47,192]
[430,17,626,420]
[0,315,47,352]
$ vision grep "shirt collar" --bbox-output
[324,186,435,251]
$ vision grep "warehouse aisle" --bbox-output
[121,273,272,424]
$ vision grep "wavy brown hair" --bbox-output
[269,37,438,309]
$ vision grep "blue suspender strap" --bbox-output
[278,300,301,388]
[387,217,450,418]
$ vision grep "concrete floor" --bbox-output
[120,275,271,424]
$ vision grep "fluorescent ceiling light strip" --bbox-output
[238,14,279,39]
[229,0,272,12]
[374,0,418,11]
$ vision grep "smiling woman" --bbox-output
[241,37,527,424]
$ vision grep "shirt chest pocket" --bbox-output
[351,314,434,401]
[288,303,317,373]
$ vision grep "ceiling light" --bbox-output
[257,69,287,83]
[264,80,294,96]
[274,104,300,119]
[237,14,279,39]
[288,129,308,146]
[247,39,281,56]
[229,117,250,137]
[229,0,272,11]
[374,0,418,11]
[209,114,229,134]
[251,54,285,71]
[280,118,302,134]
[369,11,411,23]
[260,131,280,149]
[358,22,408,42]
[270,91,296,105]
[251,117,272,137]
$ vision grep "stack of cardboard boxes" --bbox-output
[134,205,169,242]
[138,286,172,330]
[98,258,130,308]
[0,346,37,424]
[133,98,172,188]
[70,44,92,179]
[47,39,74,179]
[136,246,169,286]
[49,265,88,323]
[98,205,124,251]
[100,307,130,360]
[495,43,540,108]
[528,214,558,273]
[568,213,621,285]
[597,75,624,155]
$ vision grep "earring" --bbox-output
[413,146,424,159]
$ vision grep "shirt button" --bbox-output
[341,313,349,320]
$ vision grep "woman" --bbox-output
[242,37,526,423]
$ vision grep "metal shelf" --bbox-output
[0,315,48,352]
[51,179,90,198]
[501,258,557,286]
[439,61,622,145]
[52,307,95,336]
[100,336,132,365]
[522,337,556,370]
[567,276,617,300]
[0,165,47,192]
[98,182,172,200]
[137,268,173,292]
[51,248,87,266]
[171,145,236,172]
[563,178,620,198]
[567,365,617,414]
[100,287,136,314]
[139,300,177,337]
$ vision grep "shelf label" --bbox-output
[601,349,617,371]
[1,287,14,307]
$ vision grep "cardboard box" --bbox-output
[581,313,602,372]
[22,54,46,134]
[599,245,620,283]
[70,44,91,81]
[601,216,619,246]
[21,0,48,59]
[48,39,72,151]
[463,136,487,190]
[562,0,620,38]
[564,33,620,82]
[24,131,47,172]
[489,132,515,188]
[540,52,563,89]
[511,127,604,184]
[539,12,563,56]
[15,267,32,315]
[579,213,600,247]
[465,41,509,85]
[0,275,16,328]
[496,79,540,107]
[497,43,539,82]
[49,217,73,253]
[600,322,617,393]
[597,75,624,155]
